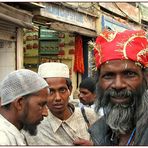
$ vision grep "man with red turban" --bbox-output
[73,29,148,146]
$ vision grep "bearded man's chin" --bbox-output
[105,103,135,134]
[23,124,38,136]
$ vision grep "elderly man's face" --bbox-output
[22,88,49,135]
[99,60,143,105]
[98,59,146,134]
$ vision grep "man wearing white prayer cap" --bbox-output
[38,62,69,78]
[22,62,98,145]
[0,69,49,145]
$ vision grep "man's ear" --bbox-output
[67,89,71,95]
[69,86,73,94]
[143,70,148,88]
[13,97,24,111]
[93,93,97,99]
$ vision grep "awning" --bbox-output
[0,3,33,29]
[0,13,33,29]
[50,22,97,37]
[33,2,97,37]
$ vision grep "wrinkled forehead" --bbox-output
[99,59,143,72]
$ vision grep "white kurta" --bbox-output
[22,107,97,145]
[0,114,26,145]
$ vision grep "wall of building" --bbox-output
[0,3,33,81]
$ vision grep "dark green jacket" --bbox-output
[88,116,148,146]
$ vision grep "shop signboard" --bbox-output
[102,15,131,32]
[139,3,148,21]
[39,27,60,54]
[99,3,140,23]
[40,28,59,39]
[39,3,96,31]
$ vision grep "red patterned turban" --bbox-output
[94,29,148,69]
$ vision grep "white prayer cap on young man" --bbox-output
[0,69,48,106]
[38,62,69,78]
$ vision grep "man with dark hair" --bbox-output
[0,69,49,145]
[78,77,96,107]
[78,77,103,117]
[22,62,97,145]
[74,29,148,145]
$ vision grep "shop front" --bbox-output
[23,2,98,94]
[0,3,33,81]
[101,15,141,32]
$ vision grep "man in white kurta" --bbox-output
[22,105,97,145]
[22,62,98,145]
[0,69,49,145]
[0,114,26,145]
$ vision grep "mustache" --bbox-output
[107,89,132,98]
[101,89,133,106]
[94,80,147,115]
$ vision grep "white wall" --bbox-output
[0,40,15,82]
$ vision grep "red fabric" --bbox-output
[74,35,84,74]
[94,29,148,68]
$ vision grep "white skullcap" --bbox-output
[0,69,48,106]
[38,62,69,78]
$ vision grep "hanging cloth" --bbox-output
[74,35,84,74]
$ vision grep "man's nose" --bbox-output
[42,105,48,117]
[112,75,126,90]
[79,93,84,98]
[55,91,61,101]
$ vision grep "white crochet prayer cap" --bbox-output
[38,62,69,78]
[0,69,48,106]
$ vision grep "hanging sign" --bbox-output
[39,3,96,31]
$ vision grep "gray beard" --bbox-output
[95,83,146,135]
[105,102,135,134]
[94,74,148,142]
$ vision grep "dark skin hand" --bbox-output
[73,138,93,146]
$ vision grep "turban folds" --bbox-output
[94,29,148,68]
